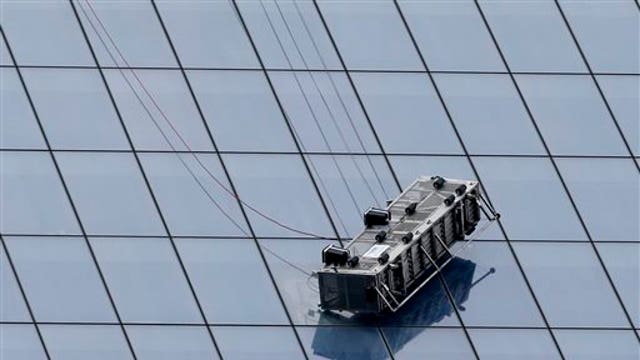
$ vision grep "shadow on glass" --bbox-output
[310,257,494,359]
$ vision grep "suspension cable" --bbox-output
[77,1,250,237]
[270,0,383,208]
[258,0,364,219]
[289,0,391,201]
[79,0,333,240]
[227,0,352,238]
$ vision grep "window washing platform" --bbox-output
[317,176,500,314]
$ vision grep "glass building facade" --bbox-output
[1,0,638,359]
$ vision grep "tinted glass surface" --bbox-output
[103,69,214,151]
[479,0,585,72]
[316,0,421,71]
[473,157,586,241]
[595,75,640,156]
[353,72,462,154]
[236,0,341,70]
[89,237,202,323]
[556,158,639,242]
[434,73,544,155]
[76,0,176,67]
[0,247,29,322]
[0,324,46,360]
[1,1,92,66]
[1,0,638,356]
[516,75,628,156]
[398,0,504,72]
[554,329,640,360]
[559,0,640,73]
[469,328,561,360]
[187,70,297,152]
[175,238,288,324]
[0,152,80,235]
[514,242,629,327]
[0,68,45,149]
[126,325,219,360]
[140,153,248,237]
[21,68,129,150]
[55,152,165,236]
[212,326,305,360]
[596,243,640,328]
[4,236,115,322]
[155,0,258,69]
[40,324,132,360]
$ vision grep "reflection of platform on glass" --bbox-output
[317,176,499,314]
[311,257,490,360]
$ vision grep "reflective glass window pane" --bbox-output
[596,243,639,328]
[479,0,584,72]
[444,242,544,327]
[596,76,640,156]
[0,152,80,235]
[0,1,92,66]
[514,242,629,327]
[298,326,390,360]
[554,329,640,360]
[223,154,334,238]
[77,0,176,67]
[155,0,258,68]
[236,0,340,70]
[127,325,219,360]
[434,73,544,155]
[5,236,115,322]
[175,238,288,325]
[187,70,296,152]
[1,35,13,65]
[21,68,129,150]
[317,0,421,71]
[0,68,45,149]
[556,158,639,242]
[55,152,164,236]
[0,247,29,322]
[140,153,248,237]
[0,324,46,360]
[516,75,628,156]
[383,327,473,360]
[269,71,381,152]
[212,326,305,360]
[473,157,586,241]
[90,237,202,323]
[104,69,214,151]
[308,155,397,238]
[398,0,503,72]
[41,325,132,360]
[559,0,639,73]
[469,329,561,360]
[259,239,342,325]
[390,156,474,189]
[353,73,463,154]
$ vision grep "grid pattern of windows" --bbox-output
[1,1,638,359]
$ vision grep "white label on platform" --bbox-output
[362,244,390,259]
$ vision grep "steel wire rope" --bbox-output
[257,0,365,222]
[226,0,352,238]
[80,0,334,240]
[287,0,391,201]
[270,0,385,208]
[77,1,250,237]
[79,0,324,280]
